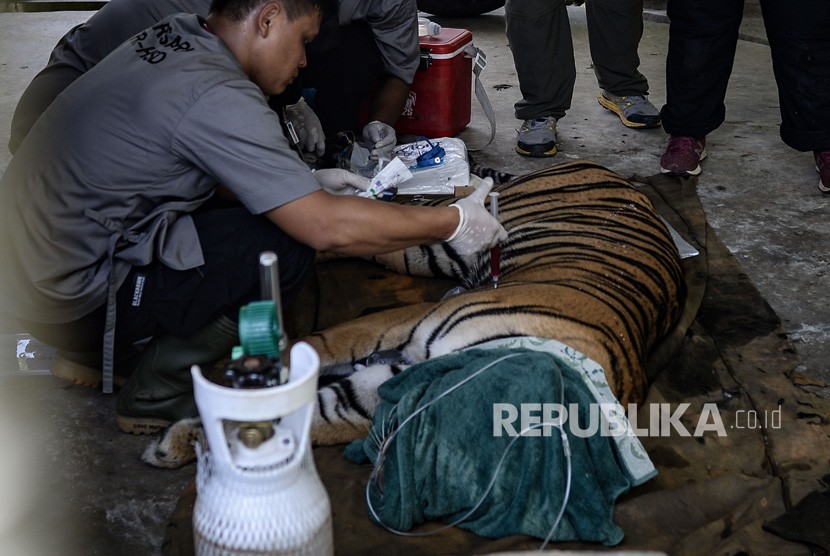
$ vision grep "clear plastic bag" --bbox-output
[350,137,470,195]
[393,137,470,195]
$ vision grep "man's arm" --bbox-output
[361,75,410,159]
[367,74,410,126]
[265,190,458,256]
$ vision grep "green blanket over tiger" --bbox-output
[344,343,657,545]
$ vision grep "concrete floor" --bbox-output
[0,5,828,556]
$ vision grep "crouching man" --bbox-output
[0,0,504,434]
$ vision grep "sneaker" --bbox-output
[516,117,557,157]
[815,150,830,193]
[660,135,707,176]
[598,92,661,129]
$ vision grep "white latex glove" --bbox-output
[362,120,397,160]
[445,177,508,256]
[284,98,326,157]
[312,168,371,195]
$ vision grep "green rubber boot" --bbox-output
[115,316,239,435]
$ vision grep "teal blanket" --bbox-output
[345,347,654,545]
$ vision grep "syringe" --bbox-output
[489,191,501,289]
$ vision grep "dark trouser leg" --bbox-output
[660,0,744,138]
[115,207,314,433]
[23,208,313,407]
[24,208,312,350]
[300,23,384,136]
[760,0,830,152]
[586,0,649,96]
[505,0,574,121]
[115,207,313,344]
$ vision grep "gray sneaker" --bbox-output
[598,91,661,129]
[516,117,557,157]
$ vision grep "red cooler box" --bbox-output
[395,28,473,138]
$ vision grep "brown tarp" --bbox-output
[165,172,830,556]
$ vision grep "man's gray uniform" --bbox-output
[9,0,419,153]
[8,0,209,153]
[337,0,419,85]
[0,14,319,334]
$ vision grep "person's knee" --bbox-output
[280,243,314,307]
[505,0,562,19]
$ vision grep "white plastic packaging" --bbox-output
[418,17,442,37]
[391,137,470,195]
[360,156,413,198]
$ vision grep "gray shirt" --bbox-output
[338,0,420,84]
[10,0,421,152]
[46,0,210,74]
[0,14,320,324]
[50,0,419,85]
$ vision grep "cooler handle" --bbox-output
[464,44,496,151]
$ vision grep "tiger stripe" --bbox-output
[307,160,686,445]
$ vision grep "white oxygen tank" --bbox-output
[191,342,332,556]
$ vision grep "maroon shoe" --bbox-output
[815,150,830,194]
[660,136,707,176]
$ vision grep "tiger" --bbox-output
[143,159,685,467]
[468,151,517,185]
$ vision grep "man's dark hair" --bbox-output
[210,0,336,23]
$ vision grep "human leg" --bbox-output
[114,207,312,344]
[30,207,311,392]
[761,0,830,152]
[505,0,573,156]
[19,307,138,389]
[300,22,384,137]
[759,0,830,191]
[659,0,744,174]
[587,0,648,95]
[29,207,309,432]
[505,0,574,121]
[114,316,240,434]
[588,0,659,128]
[115,207,314,433]
[661,0,744,138]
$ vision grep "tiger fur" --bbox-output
[307,160,685,444]
[468,152,516,184]
[143,160,685,467]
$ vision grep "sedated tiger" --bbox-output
[144,159,686,466]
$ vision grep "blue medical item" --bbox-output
[414,138,446,168]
